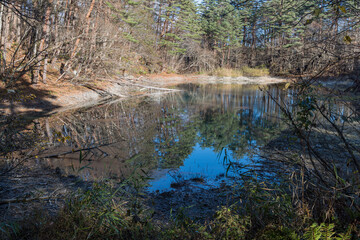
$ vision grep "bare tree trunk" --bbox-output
[227,47,231,67]
[251,21,256,67]
[2,6,9,75]
[41,1,53,83]
[156,1,162,48]
[65,0,72,29]
[11,11,17,42]
[242,19,247,48]
[52,0,59,65]
[31,28,39,84]
[91,0,102,53]
[0,4,4,72]
[16,14,21,43]
[71,0,96,59]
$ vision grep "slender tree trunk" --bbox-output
[251,20,256,67]
[228,47,231,67]
[71,0,96,59]
[65,0,72,29]
[242,24,247,47]
[52,0,59,65]
[156,1,162,48]
[16,15,21,43]
[2,6,9,74]
[0,4,4,72]
[31,27,39,84]
[242,18,247,64]
[41,1,53,83]
[91,0,102,52]
[160,2,172,38]
[11,11,17,43]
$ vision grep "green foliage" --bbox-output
[124,33,139,43]
[18,180,158,240]
[4,177,357,239]
[303,223,351,240]
[159,0,203,57]
[210,206,249,239]
[0,222,20,239]
[200,0,243,52]
[295,95,317,130]
[343,36,352,44]
[258,225,300,240]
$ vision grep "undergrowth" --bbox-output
[208,66,269,77]
[1,178,356,240]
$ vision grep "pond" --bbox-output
[41,83,293,192]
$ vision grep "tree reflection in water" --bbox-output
[39,84,292,190]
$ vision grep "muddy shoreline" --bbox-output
[0,158,236,223]
[0,158,91,222]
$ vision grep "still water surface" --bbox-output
[43,84,291,192]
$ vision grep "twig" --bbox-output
[0,150,33,177]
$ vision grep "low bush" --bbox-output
[242,66,269,77]
[2,179,356,240]
[208,66,269,78]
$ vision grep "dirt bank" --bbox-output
[0,74,288,116]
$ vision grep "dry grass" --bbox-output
[209,68,244,77]
[208,66,269,77]
[241,66,269,77]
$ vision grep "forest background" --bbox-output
[1,0,360,239]
[0,0,359,86]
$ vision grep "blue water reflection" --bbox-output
[147,84,289,191]
[44,83,292,189]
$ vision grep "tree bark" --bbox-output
[41,1,53,83]
[2,6,9,75]
[0,4,4,72]
[31,27,39,84]
[71,0,96,59]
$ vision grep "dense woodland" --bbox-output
[1,0,360,239]
[0,0,359,86]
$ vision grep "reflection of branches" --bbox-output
[317,105,360,173]
[0,150,33,176]
[265,72,360,219]
[42,142,116,159]
[41,85,295,179]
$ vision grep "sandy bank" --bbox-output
[0,74,289,116]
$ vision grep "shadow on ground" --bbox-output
[0,77,60,118]
[0,158,90,223]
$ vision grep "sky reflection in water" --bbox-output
[147,84,288,191]
[43,84,291,191]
